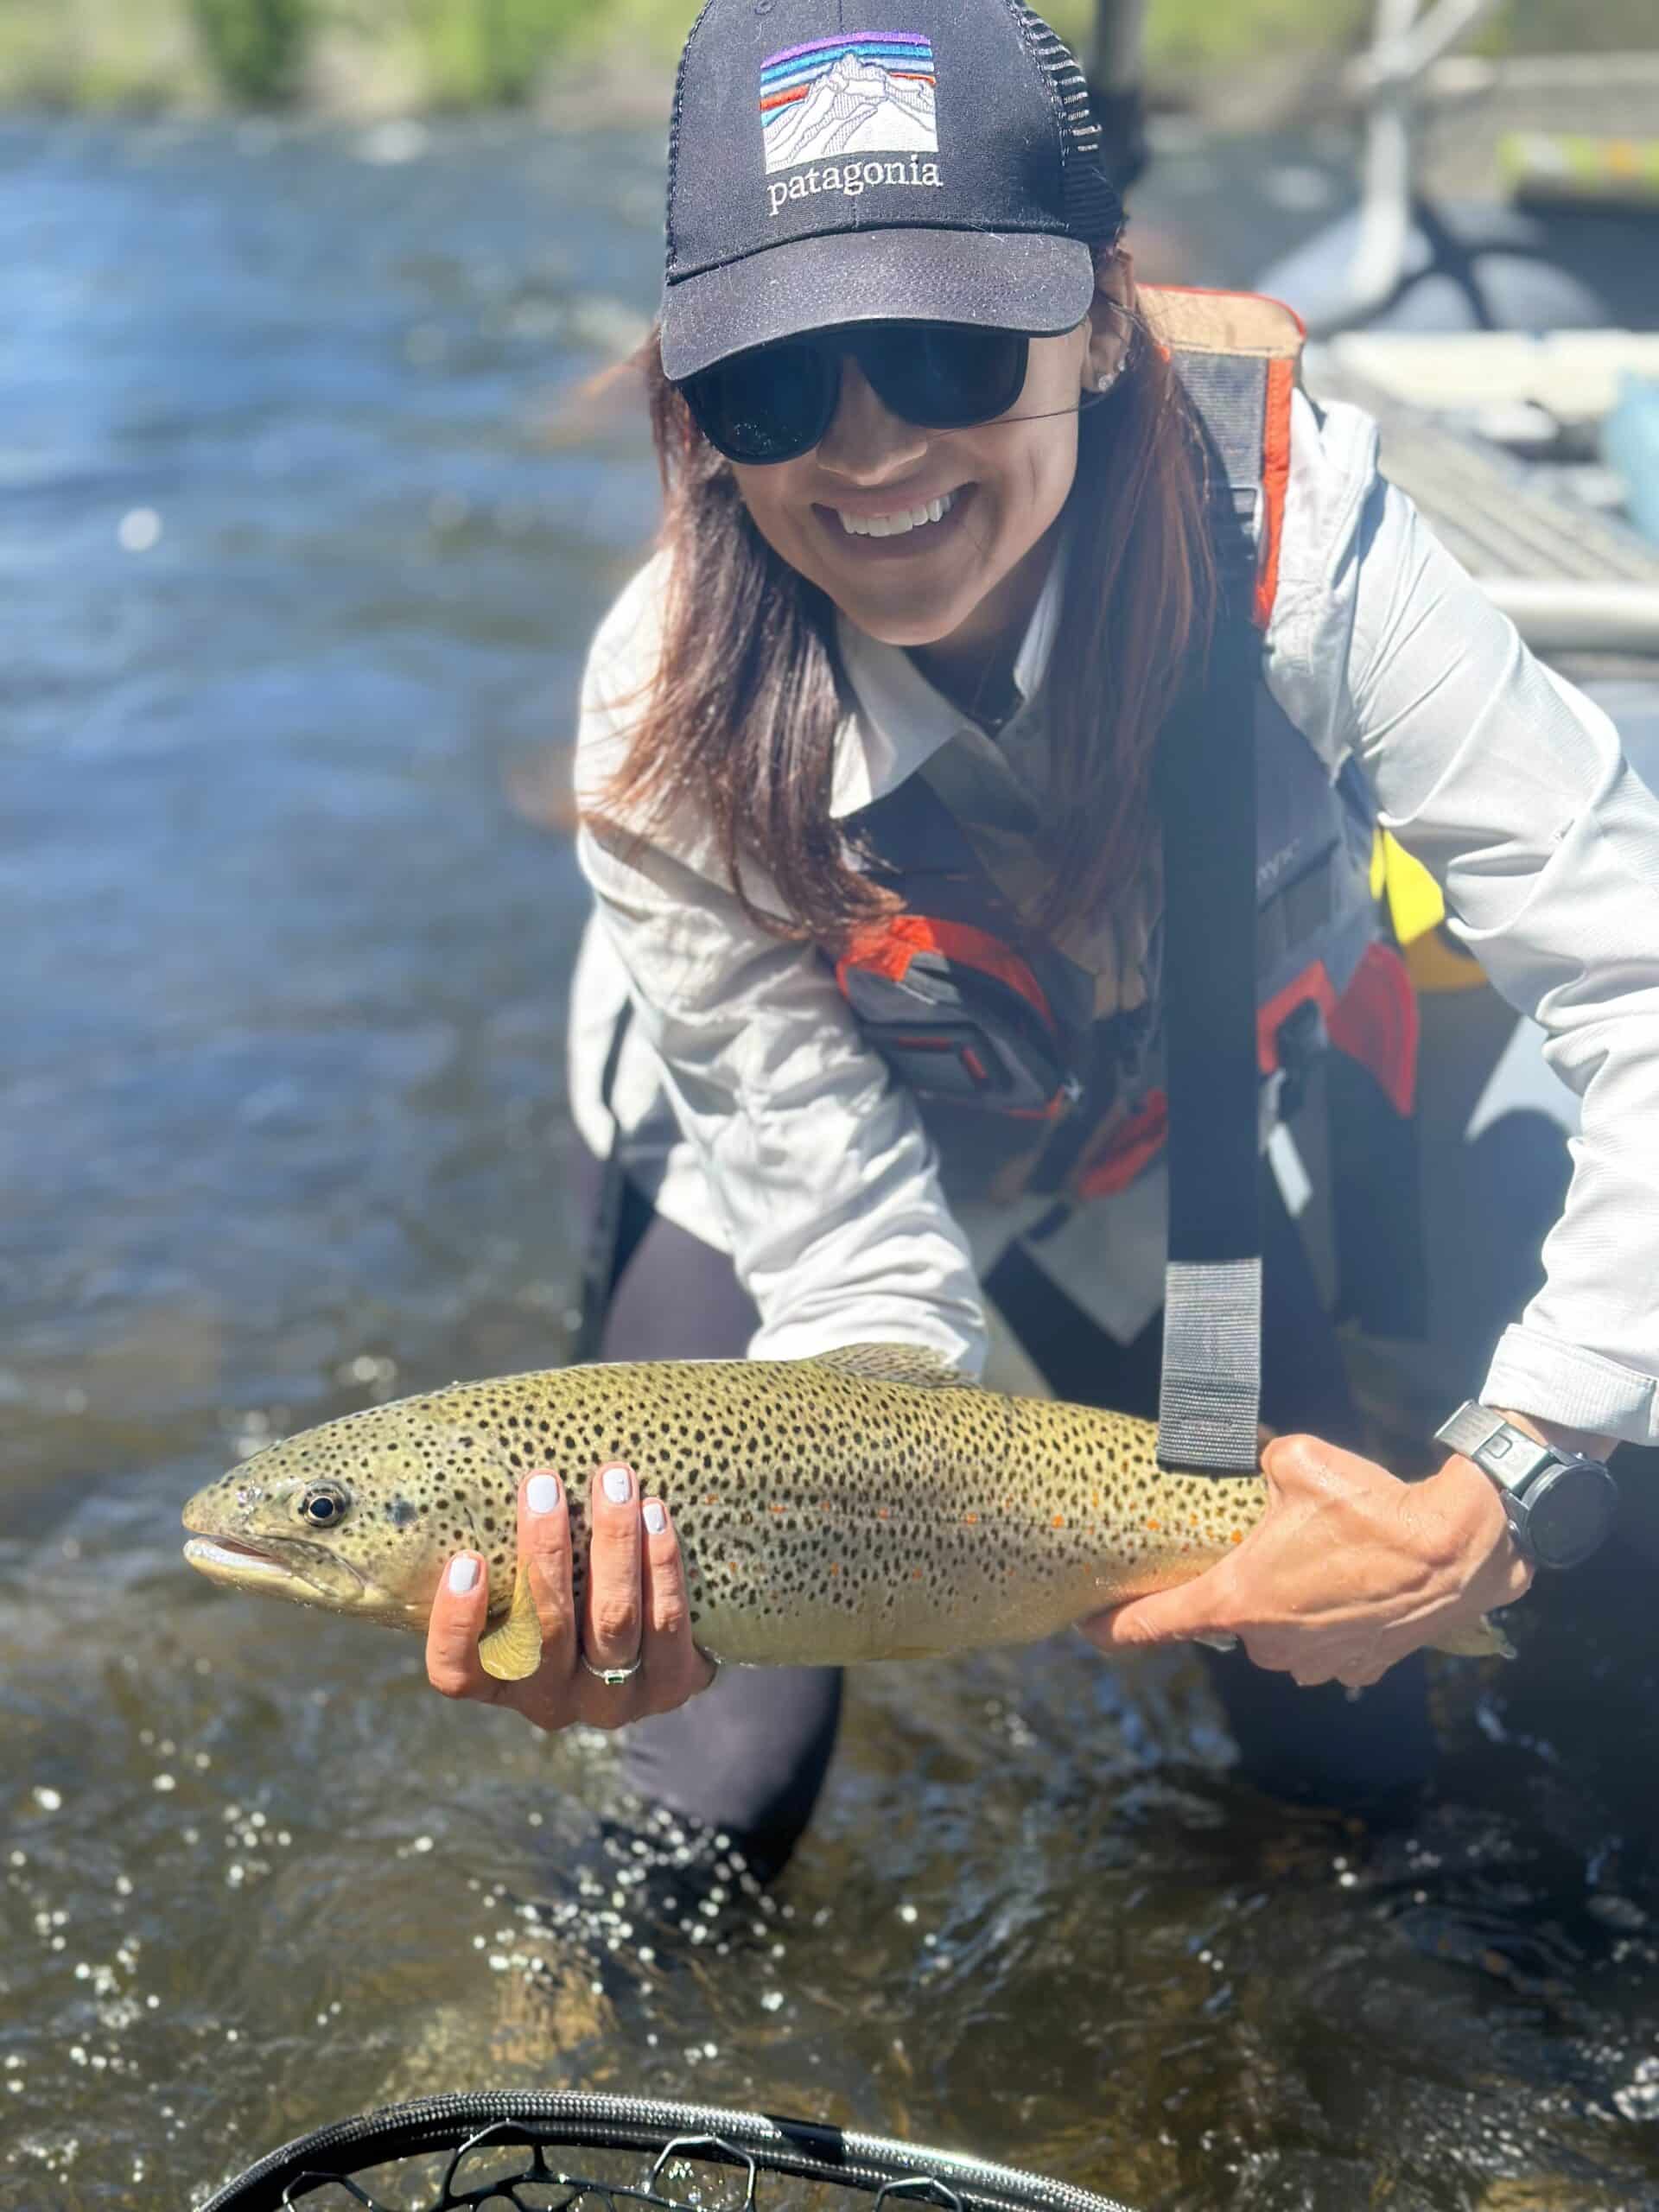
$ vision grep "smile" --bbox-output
[835,488,960,539]
[817,484,976,559]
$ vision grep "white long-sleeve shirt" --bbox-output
[569,388,1659,1448]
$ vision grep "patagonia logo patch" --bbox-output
[760,31,944,215]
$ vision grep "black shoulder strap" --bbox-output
[1155,481,1264,1473]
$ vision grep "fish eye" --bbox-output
[298,1482,351,1529]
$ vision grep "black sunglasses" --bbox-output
[677,324,1032,466]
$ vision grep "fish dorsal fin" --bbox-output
[478,1561,543,1682]
[808,1344,981,1389]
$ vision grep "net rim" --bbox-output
[196,2090,1141,2212]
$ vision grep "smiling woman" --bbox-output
[613,245,1198,954]
[409,0,1659,1884]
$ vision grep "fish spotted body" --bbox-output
[181,1345,1504,1675]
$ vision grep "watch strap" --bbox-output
[1433,1402,1564,1494]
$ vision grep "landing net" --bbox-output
[197,2091,1141,2212]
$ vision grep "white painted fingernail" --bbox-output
[643,1499,667,1536]
[526,1472,561,1516]
[448,1555,480,1594]
[601,1463,632,1504]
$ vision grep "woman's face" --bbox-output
[728,260,1131,661]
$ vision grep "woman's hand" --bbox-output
[1079,1432,1534,1689]
[424,1462,717,1730]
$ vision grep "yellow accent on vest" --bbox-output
[1372,831,1487,995]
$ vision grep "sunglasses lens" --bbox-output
[682,341,834,464]
[860,327,1030,428]
[680,325,1031,461]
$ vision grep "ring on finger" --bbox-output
[581,1652,644,1688]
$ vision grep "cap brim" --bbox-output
[660,226,1096,383]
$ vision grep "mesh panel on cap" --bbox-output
[663,0,721,276]
[1002,1,1125,245]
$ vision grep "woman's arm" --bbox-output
[1087,424,1657,1683]
[1339,476,1659,1447]
[574,579,987,1373]
[426,575,988,1726]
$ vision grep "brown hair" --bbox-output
[599,258,1215,950]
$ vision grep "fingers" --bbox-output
[1255,1624,1382,1688]
[1293,1654,1391,1691]
[1077,1573,1233,1653]
[1081,1584,1390,1688]
[518,1470,577,1679]
[426,1473,579,1713]
[641,1497,718,1700]
[426,1550,500,1703]
[569,1469,715,1724]
[424,1464,715,1733]
[583,1460,645,1675]
[580,1475,716,1715]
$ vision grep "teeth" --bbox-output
[838,489,958,539]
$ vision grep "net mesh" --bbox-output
[197,2094,1142,2212]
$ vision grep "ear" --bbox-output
[1083,247,1137,393]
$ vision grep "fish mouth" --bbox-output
[181,1530,369,1607]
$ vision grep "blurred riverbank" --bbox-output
[4,0,1656,120]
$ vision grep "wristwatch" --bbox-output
[1433,1402,1618,1570]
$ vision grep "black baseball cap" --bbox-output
[660,0,1124,384]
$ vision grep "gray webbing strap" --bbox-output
[1159,1258,1263,1469]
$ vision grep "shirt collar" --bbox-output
[827,536,1069,821]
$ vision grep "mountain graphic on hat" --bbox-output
[764,48,939,176]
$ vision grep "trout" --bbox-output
[181,1344,1505,1675]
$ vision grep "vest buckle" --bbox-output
[1274,995,1329,1122]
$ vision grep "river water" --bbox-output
[3,111,1658,2212]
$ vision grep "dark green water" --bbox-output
[3,111,1658,2212]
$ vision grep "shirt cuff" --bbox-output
[1481,1326,1659,1450]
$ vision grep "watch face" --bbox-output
[1527,1464,1618,1569]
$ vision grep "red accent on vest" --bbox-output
[1255,355,1296,631]
[1256,944,1420,1118]
[1075,1089,1170,1200]
[837,916,1056,1029]
[1255,961,1338,1075]
[1329,940,1420,1117]
[836,917,1077,1122]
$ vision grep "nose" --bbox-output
[814,353,930,484]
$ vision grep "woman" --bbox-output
[424,0,1656,1875]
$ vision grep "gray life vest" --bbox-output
[830,285,1416,1211]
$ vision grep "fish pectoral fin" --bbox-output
[1431,1611,1516,1662]
[809,1344,981,1389]
[477,1564,543,1682]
